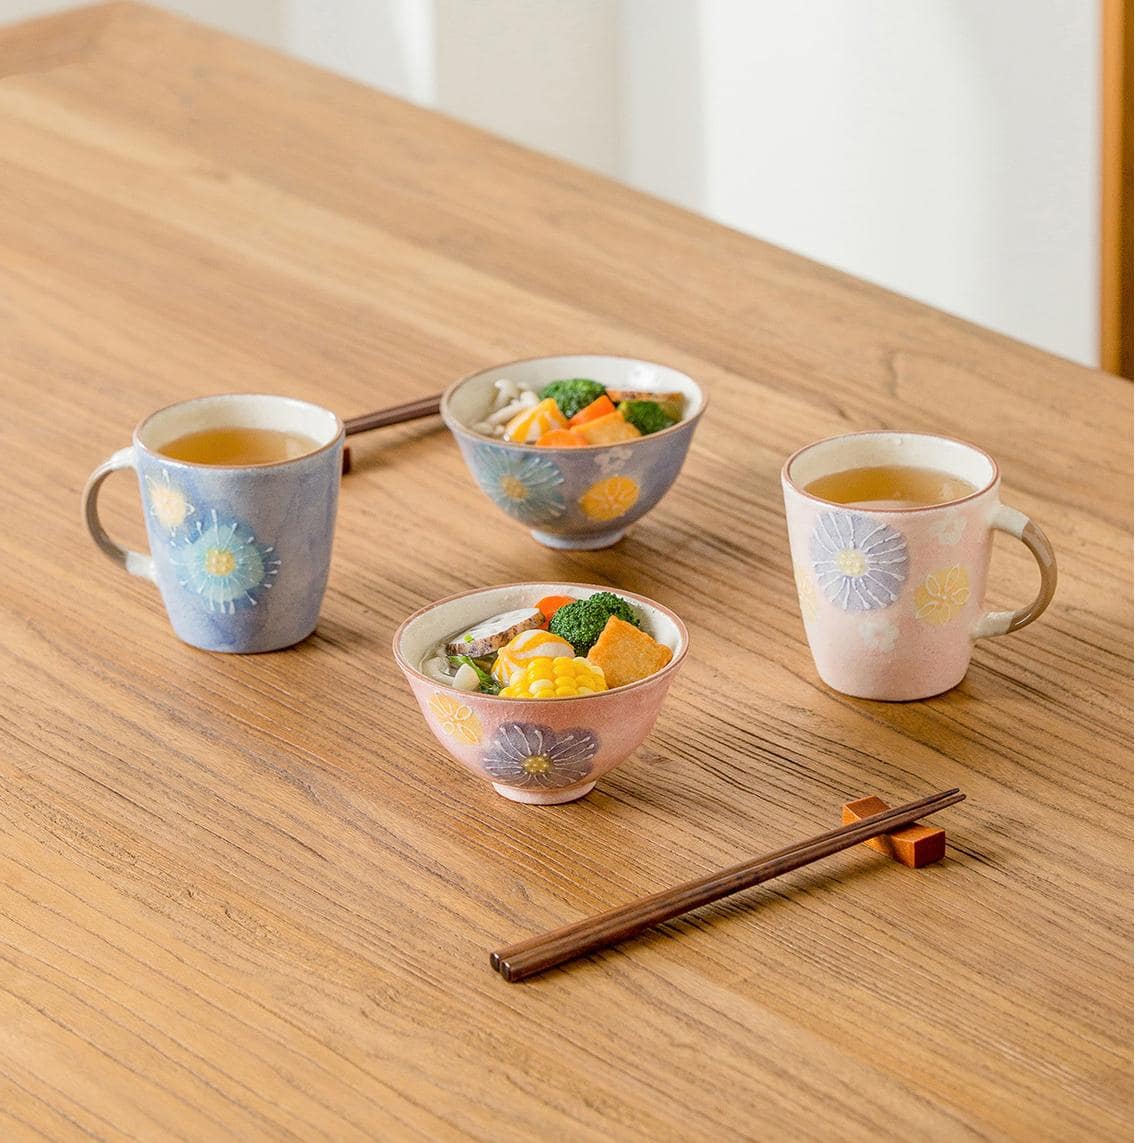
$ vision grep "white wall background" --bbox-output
[0,0,1100,366]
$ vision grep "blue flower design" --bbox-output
[482,722,598,790]
[471,445,565,524]
[810,510,909,611]
[171,509,280,613]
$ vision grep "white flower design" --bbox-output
[859,615,900,653]
[593,445,634,474]
[472,445,566,523]
[810,510,909,611]
[145,471,194,531]
[170,510,279,613]
[929,514,966,547]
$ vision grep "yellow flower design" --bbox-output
[500,475,528,502]
[579,475,639,522]
[794,563,817,622]
[428,692,482,745]
[914,565,971,626]
[146,472,193,531]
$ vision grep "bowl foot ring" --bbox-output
[529,527,627,550]
[493,781,596,805]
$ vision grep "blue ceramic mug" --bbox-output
[82,394,344,652]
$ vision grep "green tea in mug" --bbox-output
[804,465,976,510]
[158,427,319,466]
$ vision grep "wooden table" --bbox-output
[0,5,1131,1139]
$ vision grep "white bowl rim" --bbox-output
[439,353,708,451]
[392,580,690,701]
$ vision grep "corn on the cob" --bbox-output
[499,656,607,699]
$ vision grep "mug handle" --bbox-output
[972,503,1056,639]
[82,446,156,582]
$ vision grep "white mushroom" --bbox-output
[491,378,520,410]
[452,663,482,691]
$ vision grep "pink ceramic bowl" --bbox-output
[393,582,689,805]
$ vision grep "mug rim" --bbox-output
[133,393,346,471]
[781,429,1000,513]
[439,353,708,451]
[392,580,690,701]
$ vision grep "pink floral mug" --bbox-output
[781,431,1057,700]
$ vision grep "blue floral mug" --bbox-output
[82,394,344,653]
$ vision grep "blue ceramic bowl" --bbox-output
[441,355,707,549]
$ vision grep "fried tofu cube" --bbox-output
[577,411,642,445]
[586,616,673,688]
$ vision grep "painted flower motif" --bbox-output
[794,562,818,622]
[810,511,909,611]
[593,444,634,474]
[579,474,640,522]
[171,509,279,613]
[472,445,566,523]
[914,564,971,626]
[146,471,194,531]
[428,692,482,745]
[929,514,966,547]
[859,614,900,653]
[482,722,599,791]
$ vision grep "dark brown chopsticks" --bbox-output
[340,393,443,473]
[490,788,965,982]
[343,393,442,436]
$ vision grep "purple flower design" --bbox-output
[482,722,598,790]
[810,510,909,611]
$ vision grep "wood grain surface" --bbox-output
[0,5,1132,1140]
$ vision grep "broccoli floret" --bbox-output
[539,378,608,419]
[548,591,641,656]
[618,399,677,435]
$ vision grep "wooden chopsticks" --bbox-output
[343,393,442,436]
[340,393,443,474]
[490,788,965,982]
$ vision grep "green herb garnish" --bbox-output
[448,654,501,694]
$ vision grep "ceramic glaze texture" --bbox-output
[135,444,341,652]
[784,485,998,699]
[780,429,1057,701]
[404,671,676,803]
[393,583,688,803]
[84,394,344,653]
[441,356,706,550]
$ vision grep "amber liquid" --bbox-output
[804,464,976,510]
[158,427,319,465]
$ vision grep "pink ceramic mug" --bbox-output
[782,431,1057,700]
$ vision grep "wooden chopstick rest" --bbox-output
[842,795,945,868]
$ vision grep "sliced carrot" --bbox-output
[536,595,576,622]
[536,428,589,448]
[567,395,616,427]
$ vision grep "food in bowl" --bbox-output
[393,582,688,804]
[420,590,674,698]
[472,377,685,447]
[441,355,706,550]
